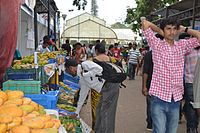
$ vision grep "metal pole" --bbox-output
[165,6,169,18]
[54,12,57,45]
[192,0,197,29]
[48,0,50,36]
[34,7,38,50]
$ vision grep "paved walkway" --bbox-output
[80,76,199,133]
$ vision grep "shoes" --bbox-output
[187,128,198,133]
[146,124,152,132]
[146,128,153,131]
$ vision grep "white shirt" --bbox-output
[36,45,50,53]
[76,60,105,114]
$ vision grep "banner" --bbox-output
[0,0,24,80]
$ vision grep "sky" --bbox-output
[54,0,137,25]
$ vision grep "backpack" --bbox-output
[93,59,127,83]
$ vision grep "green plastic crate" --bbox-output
[3,67,49,85]
[3,80,41,94]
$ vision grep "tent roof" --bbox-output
[65,12,106,29]
[112,29,136,41]
[62,19,117,39]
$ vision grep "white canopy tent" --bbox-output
[62,19,117,40]
[61,12,140,44]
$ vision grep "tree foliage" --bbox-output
[73,0,87,10]
[125,0,177,32]
[111,22,128,29]
[91,0,98,16]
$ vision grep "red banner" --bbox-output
[0,0,23,80]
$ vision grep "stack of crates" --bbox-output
[3,80,41,94]
[3,67,49,86]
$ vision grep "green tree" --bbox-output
[111,22,128,29]
[91,0,98,16]
[73,0,87,10]
[125,0,177,32]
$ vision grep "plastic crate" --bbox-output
[4,68,37,81]
[24,91,59,109]
[63,80,80,89]
[4,67,49,85]
[63,72,80,84]
[48,58,57,64]
[3,80,41,94]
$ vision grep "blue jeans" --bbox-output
[128,63,137,79]
[184,83,199,129]
[151,96,180,133]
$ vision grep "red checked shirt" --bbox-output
[143,28,200,102]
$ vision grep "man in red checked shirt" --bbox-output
[141,17,200,133]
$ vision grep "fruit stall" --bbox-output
[1,51,91,133]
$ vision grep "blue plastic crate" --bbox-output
[4,68,36,80]
[63,80,80,89]
[48,58,57,64]
[63,72,79,84]
[24,91,59,109]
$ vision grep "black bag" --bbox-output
[93,59,127,83]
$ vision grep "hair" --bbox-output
[160,18,180,31]
[43,35,50,43]
[155,34,164,40]
[108,45,114,50]
[132,42,137,46]
[178,33,190,39]
[95,43,106,54]
[65,40,69,44]
[96,40,100,43]
[64,58,78,68]
[114,43,118,47]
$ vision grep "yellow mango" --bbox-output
[10,125,30,133]
[20,105,35,114]
[0,106,23,117]
[4,98,23,106]
[6,90,24,100]
[23,118,45,129]
[43,121,54,128]
[22,97,31,105]
[0,124,7,133]
[29,101,39,111]
[0,114,13,124]
[0,91,8,102]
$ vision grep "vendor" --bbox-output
[36,35,51,53]
[59,58,79,82]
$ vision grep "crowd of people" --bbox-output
[34,17,200,133]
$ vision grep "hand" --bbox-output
[142,87,148,96]
[179,25,186,33]
[140,17,146,22]
[196,108,200,118]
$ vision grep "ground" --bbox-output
[80,76,199,133]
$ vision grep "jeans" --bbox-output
[184,83,199,130]
[151,96,180,133]
[128,63,137,79]
[146,95,152,127]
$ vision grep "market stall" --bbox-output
[2,51,91,133]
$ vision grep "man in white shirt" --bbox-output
[76,60,105,129]
[36,35,51,53]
